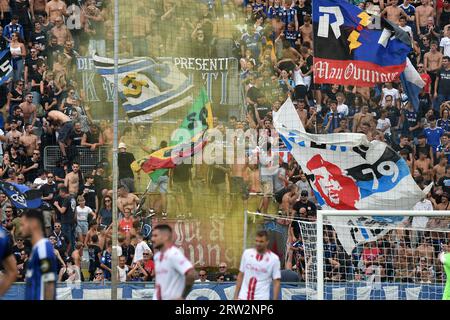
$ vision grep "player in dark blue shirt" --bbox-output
[0,226,17,297]
[21,209,57,300]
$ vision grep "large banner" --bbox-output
[274,98,429,212]
[93,55,194,122]
[313,0,411,86]
[2,282,444,300]
[273,98,430,253]
[77,55,239,122]
[160,219,242,268]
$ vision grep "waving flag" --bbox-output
[0,181,42,209]
[131,88,213,174]
[400,58,425,112]
[0,49,12,85]
[313,0,412,86]
[274,98,430,210]
[93,55,193,122]
[273,98,431,253]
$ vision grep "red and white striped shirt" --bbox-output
[153,246,193,300]
[237,248,281,300]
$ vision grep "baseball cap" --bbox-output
[301,190,308,197]
[118,142,126,149]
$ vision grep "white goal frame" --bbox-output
[316,210,450,300]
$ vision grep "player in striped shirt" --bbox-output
[21,209,57,300]
[152,224,195,300]
[234,230,281,300]
[0,226,17,297]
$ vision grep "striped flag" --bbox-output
[400,58,425,112]
[131,88,213,174]
[93,55,194,122]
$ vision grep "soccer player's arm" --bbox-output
[172,253,195,299]
[0,241,17,296]
[40,250,57,300]
[272,257,282,300]
[234,252,246,300]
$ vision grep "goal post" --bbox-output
[315,210,450,300]
[244,209,450,300]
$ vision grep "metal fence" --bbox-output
[44,146,110,175]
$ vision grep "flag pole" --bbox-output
[111,0,119,300]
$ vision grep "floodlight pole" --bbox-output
[111,0,119,301]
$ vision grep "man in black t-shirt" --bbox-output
[88,234,102,281]
[393,135,414,161]
[414,134,433,161]
[66,121,83,163]
[293,0,311,26]
[118,142,136,193]
[30,21,48,53]
[93,163,108,200]
[22,150,43,183]
[81,175,98,224]
[292,190,317,220]
[54,187,76,255]
[40,172,58,236]
[24,49,40,85]
[291,190,317,239]
[171,162,193,218]
[434,56,450,109]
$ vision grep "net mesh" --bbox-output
[245,211,450,300]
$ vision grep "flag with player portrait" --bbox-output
[273,98,431,253]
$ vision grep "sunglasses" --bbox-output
[95,273,103,276]
[143,253,149,255]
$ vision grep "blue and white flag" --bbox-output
[93,55,194,122]
[0,49,12,85]
[0,181,42,209]
[400,58,425,112]
[273,98,431,253]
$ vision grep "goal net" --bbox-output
[298,210,450,300]
[243,209,450,300]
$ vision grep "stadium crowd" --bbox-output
[0,0,449,286]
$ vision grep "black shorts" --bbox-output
[58,121,73,143]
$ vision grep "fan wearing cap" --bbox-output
[118,142,137,193]
[21,209,57,300]
[290,190,317,240]
[5,119,22,144]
